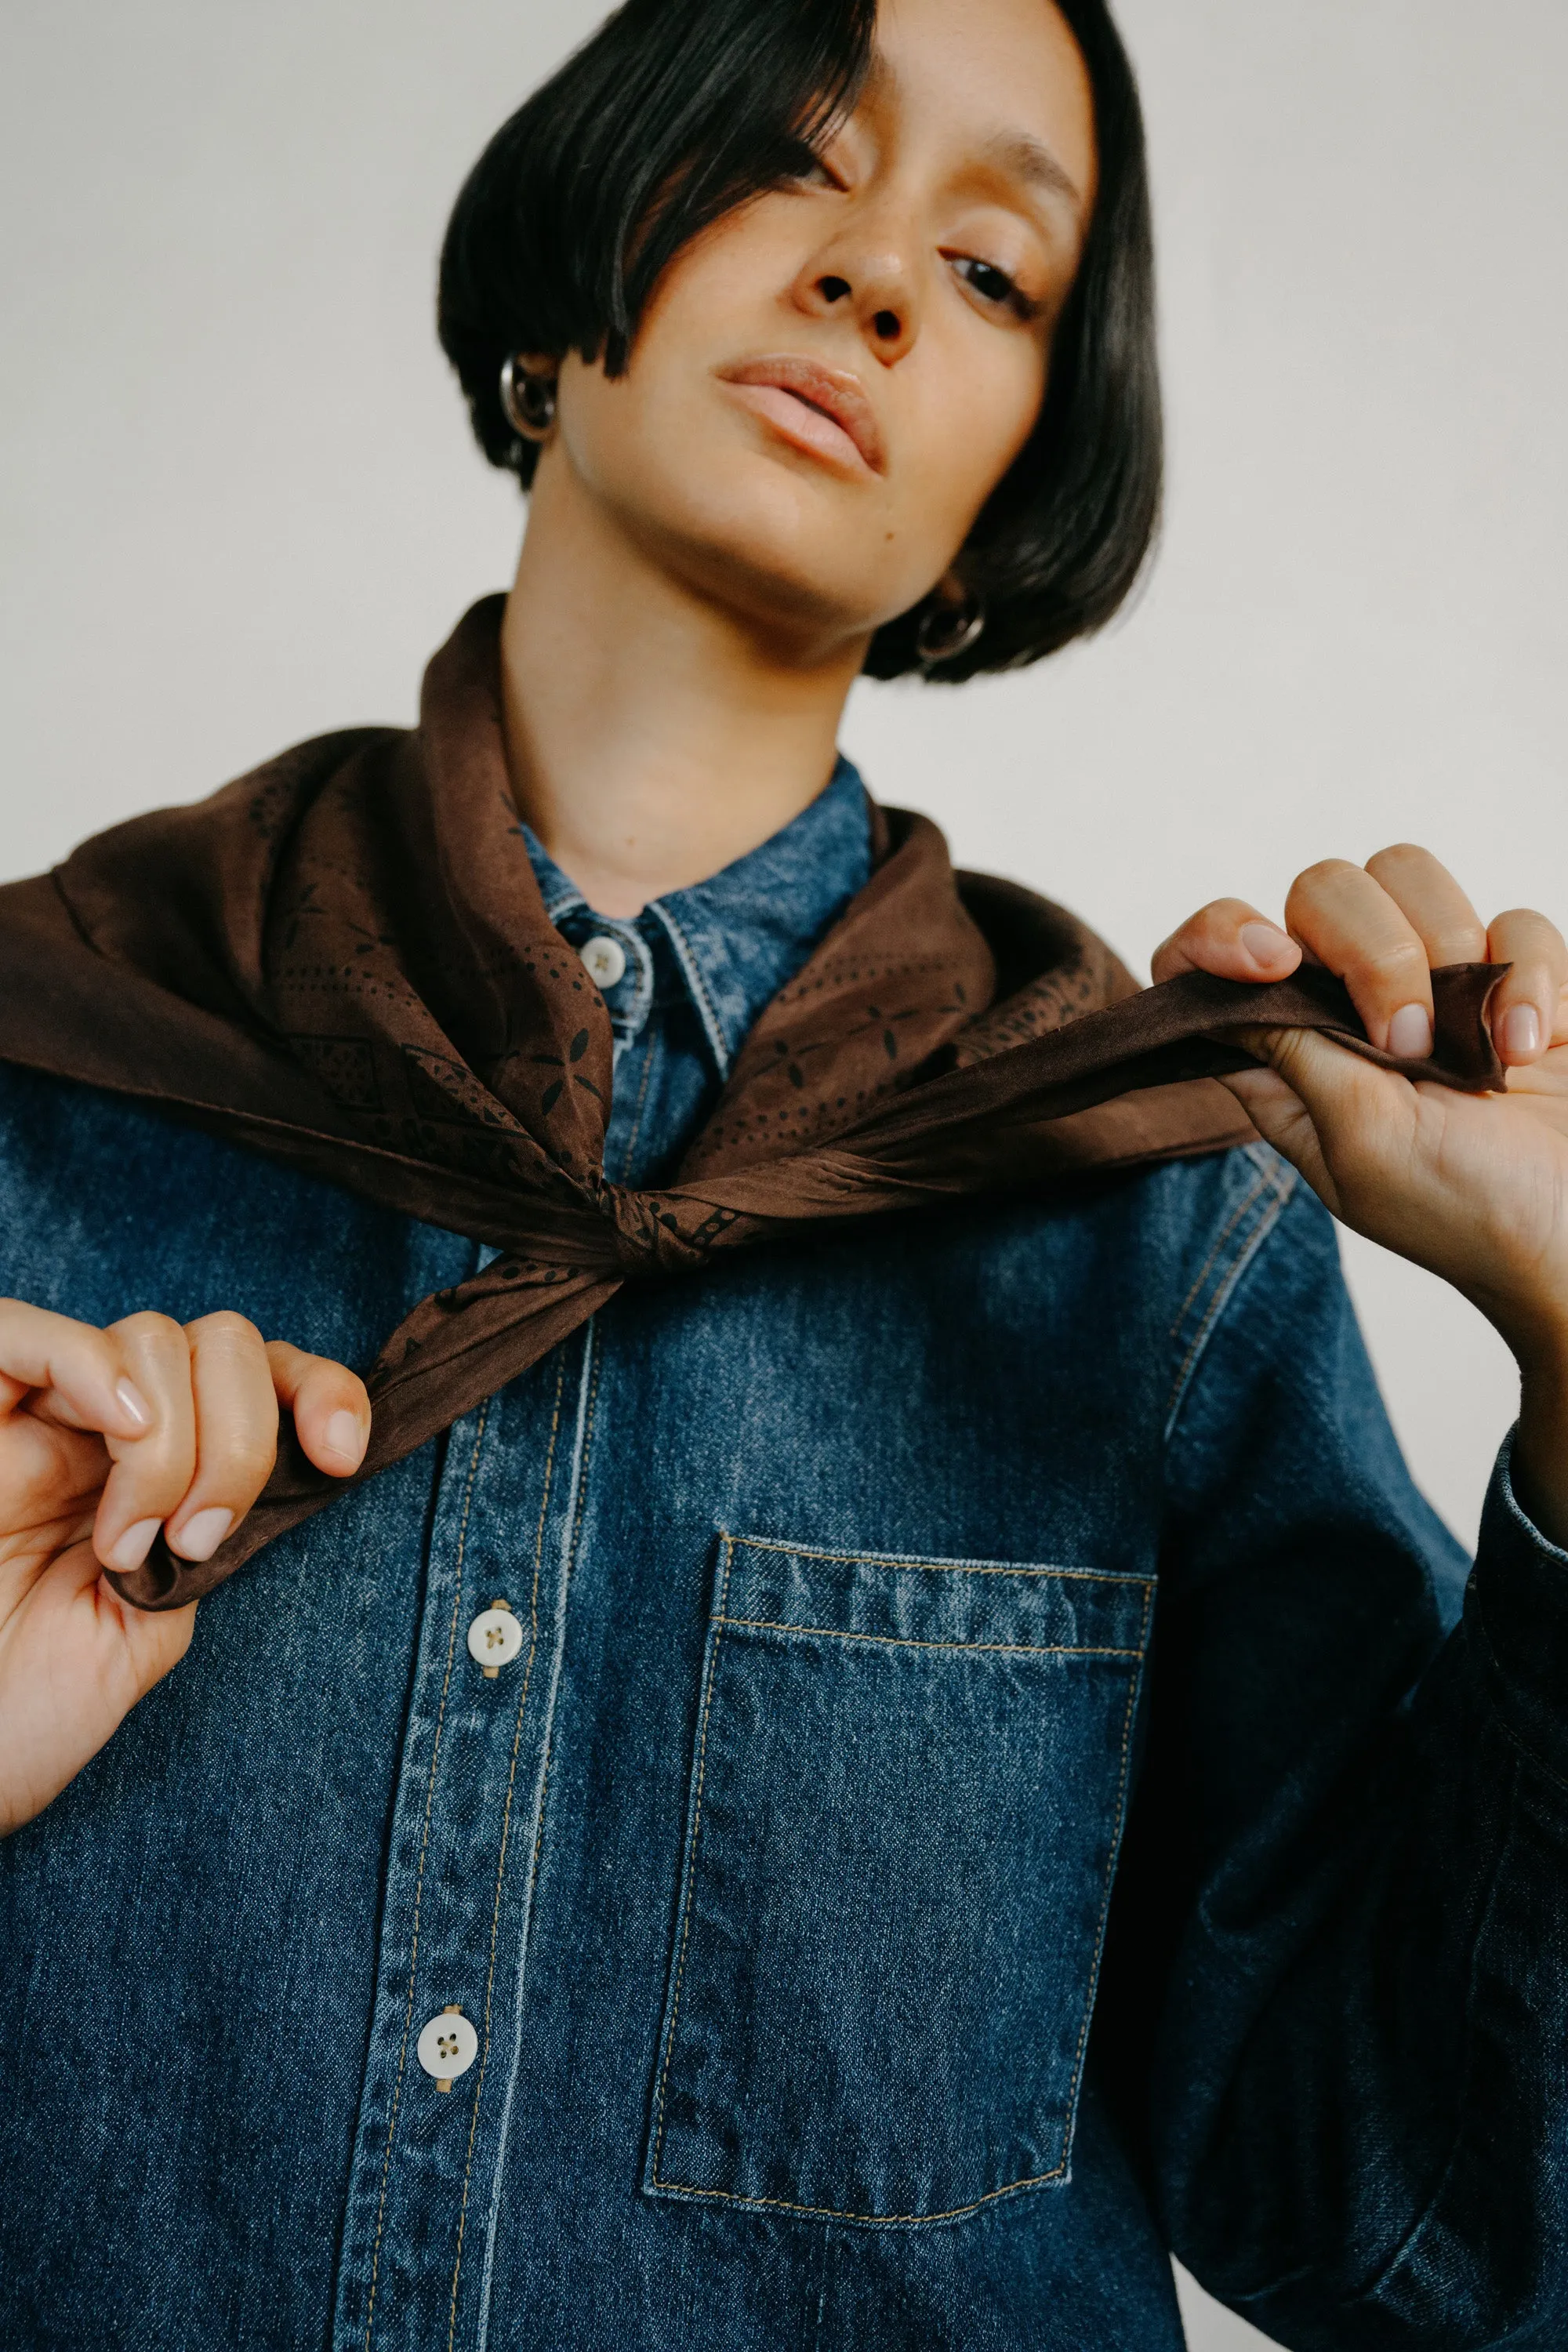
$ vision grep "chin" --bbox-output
[641,456,903,645]
[682,521,889,651]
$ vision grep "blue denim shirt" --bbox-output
[4,768,1568,2352]
[520,753,870,1184]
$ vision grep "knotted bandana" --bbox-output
[0,601,1502,1609]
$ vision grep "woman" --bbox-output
[2,0,1566,2344]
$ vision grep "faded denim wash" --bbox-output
[2,775,1567,2352]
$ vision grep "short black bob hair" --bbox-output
[438,0,1160,683]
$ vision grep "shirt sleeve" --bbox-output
[1119,1169,1568,2350]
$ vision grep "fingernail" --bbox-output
[1240,921,1293,968]
[105,1518,162,1573]
[325,1410,366,1467]
[169,1507,234,1563]
[1387,1003,1435,1059]
[114,1378,153,1429]
[1501,1003,1541,1060]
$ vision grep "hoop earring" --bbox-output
[916,588,986,671]
[499,354,558,443]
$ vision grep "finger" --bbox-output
[266,1342,370,1478]
[1219,1021,1398,1216]
[1284,860,1435,1057]
[1151,899,1301,986]
[161,1313,280,1563]
[0,1538,198,1838]
[0,1298,154,1434]
[1363,844,1487,968]
[93,1573,199,1689]
[92,1313,198,1577]
[1485,908,1568,1068]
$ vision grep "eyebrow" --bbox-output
[976,129,1083,211]
[854,51,1085,215]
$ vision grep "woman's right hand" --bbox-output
[0,1300,370,1838]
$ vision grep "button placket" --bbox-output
[562,917,654,1047]
[332,1332,590,2350]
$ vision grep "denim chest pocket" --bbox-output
[644,1534,1152,2228]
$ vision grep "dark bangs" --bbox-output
[437,0,1160,682]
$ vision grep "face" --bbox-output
[536,0,1098,662]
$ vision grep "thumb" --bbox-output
[1219,1025,1419,1218]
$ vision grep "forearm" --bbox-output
[1513,1335,1568,1552]
[1160,1545,1568,2349]
[1148,1186,1568,2343]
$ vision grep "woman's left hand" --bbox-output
[1155,845,1568,1541]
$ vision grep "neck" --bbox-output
[499,456,867,918]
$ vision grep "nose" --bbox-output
[792,231,920,365]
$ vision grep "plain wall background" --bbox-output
[3,5,1564,2344]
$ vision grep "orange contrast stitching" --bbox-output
[648,2164,1066,2227]
[727,1534,1150,1588]
[516,1334,603,1932]
[1166,1163,1293,1427]
[1049,1573,1153,2173]
[363,1405,489,2350]
[648,1542,1152,2225]
[444,1352,566,2350]
[447,1331,603,2334]
[713,1614,1145,1661]
[648,1535,735,2186]
[1169,1168,1268,1345]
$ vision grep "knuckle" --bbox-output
[1283,863,1360,928]
[223,1427,279,1489]
[1494,907,1565,950]
[194,1417,278,1497]
[115,1308,187,1350]
[1291,858,1362,895]
[1365,841,1431,877]
[119,1449,194,1512]
[1363,940,1431,983]
[191,1309,264,1354]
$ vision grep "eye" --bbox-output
[950,254,1041,324]
[779,139,843,192]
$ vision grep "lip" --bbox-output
[717,354,886,477]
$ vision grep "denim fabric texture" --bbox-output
[520,752,871,1185]
[2,771,1568,2352]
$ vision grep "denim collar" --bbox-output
[522,755,872,1078]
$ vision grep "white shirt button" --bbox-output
[579,934,627,989]
[417,2006,478,2089]
[468,1602,524,1675]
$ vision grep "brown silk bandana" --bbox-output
[0,599,1504,1610]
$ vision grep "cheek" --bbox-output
[554,229,781,492]
[651,189,815,309]
[557,364,652,499]
[905,332,1047,545]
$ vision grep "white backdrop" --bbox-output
[3,5,1564,2344]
